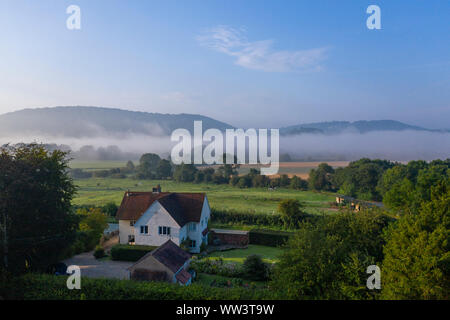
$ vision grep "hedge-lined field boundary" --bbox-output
[249,229,293,247]
[1,274,277,300]
[210,208,318,229]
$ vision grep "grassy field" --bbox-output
[206,245,283,264]
[72,178,337,215]
[70,160,137,171]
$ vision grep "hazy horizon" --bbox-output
[1,1,449,129]
[1,105,450,131]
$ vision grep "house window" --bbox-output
[189,240,196,248]
[128,235,135,244]
[130,220,135,226]
[140,225,148,234]
[189,223,197,231]
[158,226,171,235]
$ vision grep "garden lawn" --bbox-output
[206,245,283,264]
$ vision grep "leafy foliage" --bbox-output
[308,163,335,191]
[277,199,306,229]
[333,159,396,200]
[271,211,390,299]
[93,245,105,259]
[136,153,161,179]
[0,144,78,274]
[242,255,270,281]
[379,160,449,214]
[381,181,450,299]
[173,163,198,182]
[2,273,274,300]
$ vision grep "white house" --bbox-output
[116,187,210,253]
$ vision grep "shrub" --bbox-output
[93,245,105,259]
[70,230,99,254]
[110,244,157,261]
[242,255,269,281]
[277,199,306,229]
[190,258,244,278]
[249,229,293,247]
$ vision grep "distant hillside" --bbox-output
[280,120,436,135]
[0,107,444,140]
[0,106,234,138]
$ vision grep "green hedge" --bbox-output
[2,274,276,300]
[210,208,317,229]
[249,229,293,247]
[211,208,285,227]
[110,244,157,261]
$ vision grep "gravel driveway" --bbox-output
[63,251,133,280]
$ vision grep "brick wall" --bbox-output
[211,230,249,246]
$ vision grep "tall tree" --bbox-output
[308,163,335,191]
[272,211,390,299]
[137,153,161,179]
[381,181,450,299]
[156,159,172,179]
[277,199,305,229]
[0,144,78,274]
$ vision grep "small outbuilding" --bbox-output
[210,229,249,247]
[128,239,193,285]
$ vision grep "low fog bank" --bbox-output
[1,130,449,162]
[281,130,450,161]
[0,134,172,161]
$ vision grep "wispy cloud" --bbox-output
[197,25,327,72]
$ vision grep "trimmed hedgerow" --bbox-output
[248,229,293,247]
[110,244,157,261]
[210,208,317,229]
[2,274,276,300]
[211,208,284,227]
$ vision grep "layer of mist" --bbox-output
[1,130,449,162]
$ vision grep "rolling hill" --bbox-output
[0,106,444,139]
[0,106,234,138]
[280,120,436,135]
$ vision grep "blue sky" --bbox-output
[0,0,449,128]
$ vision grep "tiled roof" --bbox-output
[151,240,191,273]
[128,240,191,273]
[175,269,192,285]
[116,191,206,226]
[116,191,169,221]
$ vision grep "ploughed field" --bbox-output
[73,178,336,216]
